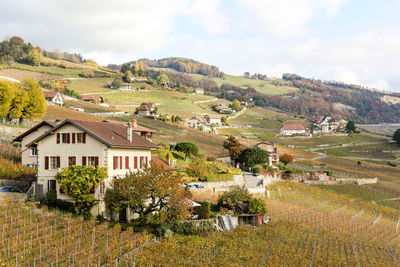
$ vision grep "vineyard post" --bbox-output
[106,229,109,259]
[15,253,17,266]
[98,255,101,267]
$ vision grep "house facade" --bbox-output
[184,117,211,132]
[136,103,156,117]
[25,119,158,216]
[82,95,104,103]
[205,114,222,126]
[280,124,306,136]
[120,83,132,91]
[13,121,55,169]
[195,88,204,95]
[254,142,279,166]
[44,91,63,106]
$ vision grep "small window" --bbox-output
[50,156,59,169]
[62,133,69,143]
[30,147,37,156]
[87,156,98,167]
[76,133,86,143]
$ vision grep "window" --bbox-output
[30,146,37,156]
[62,133,70,144]
[76,133,86,143]
[87,156,99,167]
[50,156,60,169]
[100,182,105,194]
[140,156,147,169]
[68,156,76,166]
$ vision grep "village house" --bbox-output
[81,95,104,104]
[280,124,306,136]
[215,103,233,114]
[254,142,279,166]
[136,103,157,117]
[23,119,159,216]
[13,120,56,169]
[195,88,204,95]
[312,116,335,134]
[43,91,63,106]
[184,116,212,132]
[120,83,132,91]
[205,114,222,126]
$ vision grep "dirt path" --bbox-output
[0,75,20,83]
[194,98,218,104]
[228,107,247,120]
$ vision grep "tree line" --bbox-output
[0,36,41,66]
[0,79,46,123]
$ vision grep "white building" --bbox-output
[120,83,132,91]
[44,91,63,106]
[205,114,222,126]
[25,119,158,216]
[184,117,212,132]
[195,88,204,95]
[280,124,306,136]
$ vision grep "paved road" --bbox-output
[194,98,218,104]
[243,171,264,188]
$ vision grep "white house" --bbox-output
[205,114,222,126]
[13,120,55,169]
[195,88,204,95]
[120,83,132,91]
[43,91,63,106]
[25,119,158,216]
[184,117,212,132]
[280,124,306,136]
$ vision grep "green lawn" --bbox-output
[69,78,115,94]
[103,89,218,116]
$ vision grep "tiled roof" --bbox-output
[151,155,175,170]
[13,121,56,142]
[43,91,58,99]
[206,114,222,119]
[282,124,306,131]
[27,119,158,149]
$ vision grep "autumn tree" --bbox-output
[124,70,133,82]
[55,165,107,219]
[280,153,294,165]
[223,135,243,163]
[9,84,28,118]
[0,82,15,122]
[218,186,251,214]
[105,163,191,225]
[231,99,242,112]
[21,78,46,119]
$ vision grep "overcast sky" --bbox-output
[1,0,400,92]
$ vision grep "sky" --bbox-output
[1,0,400,92]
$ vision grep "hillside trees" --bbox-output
[393,129,400,145]
[223,135,243,163]
[0,36,42,65]
[280,154,294,165]
[0,82,14,121]
[105,163,191,224]
[346,121,356,133]
[21,78,46,119]
[175,142,199,160]
[231,99,242,111]
[238,147,269,167]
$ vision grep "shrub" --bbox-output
[0,158,35,180]
[194,202,211,219]
[46,190,57,206]
[55,199,75,213]
[249,197,267,214]
[218,186,251,214]
[252,166,262,174]
[186,159,210,181]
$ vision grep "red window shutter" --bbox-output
[82,156,86,166]
[120,156,123,169]
[45,156,49,169]
[95,157,99,167]
[57,156,60,168]
[69,156,76,166]
[82,133,86,143]
[140,157,143,169]
[72,133,76,144]
[125,156,129,169]
[145,156,148,167]
[134,156,138,169]
[56,133,60,144]
[113,156,117,169]
[67,133,70,144]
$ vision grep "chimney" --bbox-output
[132,119,137,128]
[127,122,132,142]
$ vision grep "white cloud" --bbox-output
[235,0,348,38]
[0,0,187,52]
[183,0,229,35]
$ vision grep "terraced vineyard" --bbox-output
[0,200,152,266]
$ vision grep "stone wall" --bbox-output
[282,172,330,182]
[0,125,27,142]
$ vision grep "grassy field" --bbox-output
[104,89,218,116]
[68,77,114,94]
[63,100,115,113]
[0,68,62,81]
[9,63,85,76]
[153,67,298,95]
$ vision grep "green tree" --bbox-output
[9,84,28,118]
[393,129,400,145]
[218,186,251,214]
[0,82,15,121]
[175,142,199,160]
[346,121,356,133]
[111,77,123,88]
[231,99,241,112]
[134,61,139,76]
[157,74,170,86]
[124,70,133,82]
[21,78,46,119]
[105,163,191,225]
[55,165,107,219]
[239,147,269,167]
[248,197,266,214]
